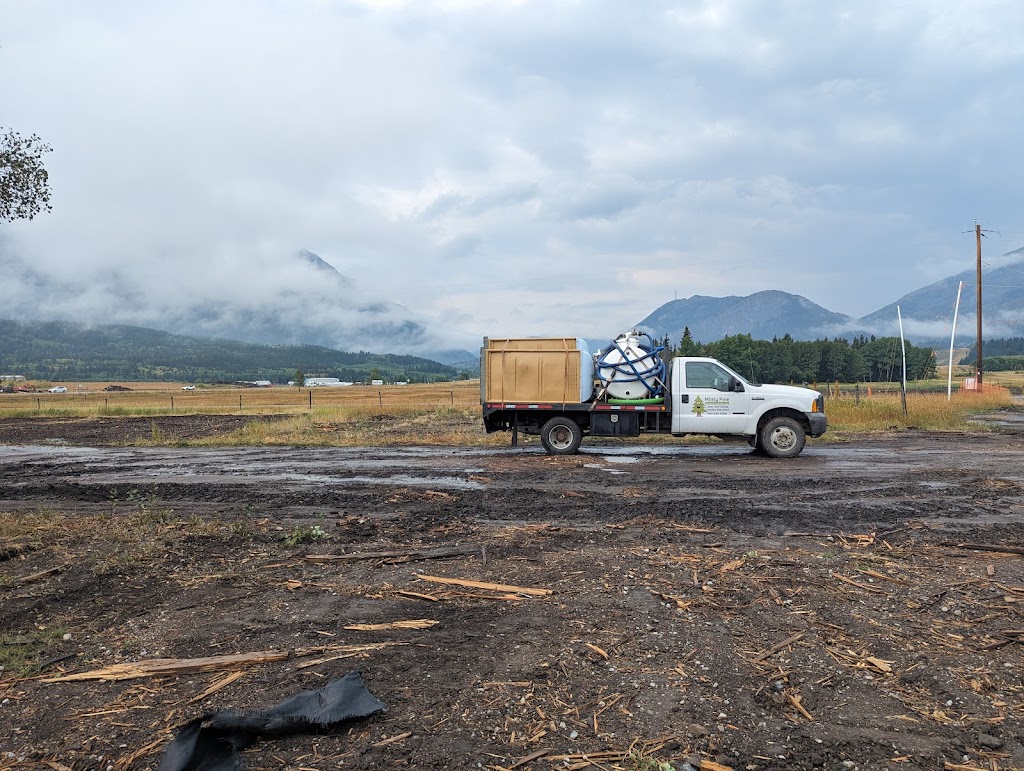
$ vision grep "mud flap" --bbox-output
[157,671,386,771]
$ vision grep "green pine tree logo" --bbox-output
[691,395,705,416]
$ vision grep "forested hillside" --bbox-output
[0,320,460,383]
[668,331,937,383]
[960,338,1024,361]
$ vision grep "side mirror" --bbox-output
[729,377,742,392]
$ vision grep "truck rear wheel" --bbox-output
[540,417,583,455]
[758,416,805,458]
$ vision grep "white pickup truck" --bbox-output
[481,334,826,458]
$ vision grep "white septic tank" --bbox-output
[596,332,665,400]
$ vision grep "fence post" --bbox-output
[37,397,41,411]
[308,390,312,409]
[854,384,860,405]
[378,390,383,409]
[171,396,174,411]
[239,395,243,410]
[450,390,454,405]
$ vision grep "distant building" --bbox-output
[248,380,272,387]
[300,378,354,387]
[0,375,26,382]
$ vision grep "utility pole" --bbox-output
[975,222,983,390]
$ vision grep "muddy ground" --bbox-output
[2,417,1024,771]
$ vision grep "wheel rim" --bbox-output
[549,426,574,450]
[769,425,797,450]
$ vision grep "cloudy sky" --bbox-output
[2,0,1023,352]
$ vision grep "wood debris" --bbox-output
[12,566,63,586]
[415,574,553,596]
[42,651,290,682]
[371,731,412,747]
[750,633,804,664]
[306,545,479,563]
[833,572,884,594]
[583,642,609,660]
[343,619,439,631]
[189,670,246,703]
[947,542,1024,556]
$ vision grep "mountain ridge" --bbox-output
[0,319,461,383]
[636,248,1024,346]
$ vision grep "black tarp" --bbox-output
[157,671,387,771]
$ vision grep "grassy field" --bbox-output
[0,379,1017,445]
[0,381,482,418]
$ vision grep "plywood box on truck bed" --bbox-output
[483,337,586,404]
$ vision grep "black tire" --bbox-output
[539,417,583,455]
[758,416,806,458]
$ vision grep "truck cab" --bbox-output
[668,357,826,456]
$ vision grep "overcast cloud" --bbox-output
[2,0,1023,352]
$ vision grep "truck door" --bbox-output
[671,361,751,435]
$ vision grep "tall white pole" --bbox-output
[897,305,908,418]
[947,281,964,402]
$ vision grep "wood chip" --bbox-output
[751,633,804,664]
[584,642,609,660]
[189,670,246,703]
[415,574,553,596]
[854,568,909,585]
[700,761,734,771]
[833,573,884,594]
[510,749,551,768]
[786,692,814,721]
[372,731,412,747]
[865,656,893,674]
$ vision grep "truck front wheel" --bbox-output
[540,417,583,455]
[758,416,806,458]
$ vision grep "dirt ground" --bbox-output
[2,416,1024,771]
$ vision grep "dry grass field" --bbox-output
[0,378,1017,446]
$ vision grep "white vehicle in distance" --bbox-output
[48,386,68,393]
[181,385,196,391]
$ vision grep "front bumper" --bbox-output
[807,412,827,438]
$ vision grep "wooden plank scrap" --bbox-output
[343,619,439,631]
[307,545,479,563]
[415,574,552,596]
[396,590,440,602]
[946,542,1024,556]
[42,651,290,682]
